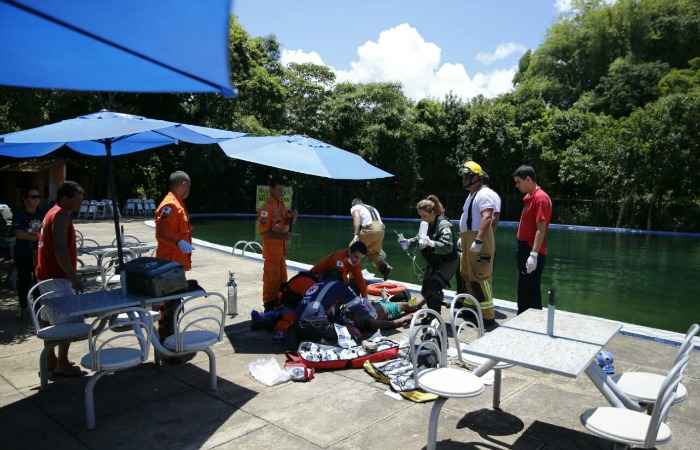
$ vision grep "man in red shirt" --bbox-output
[35,181,85,376]
[513,165,552,314]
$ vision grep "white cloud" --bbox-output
[279,24,516,101]
[334,23,515,100]
[280,49,326,66]
[476,42,527,65]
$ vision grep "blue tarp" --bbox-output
[0,0,235,96]
[219,135,394,180]
[0,111,244,157]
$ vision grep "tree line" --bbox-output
[1,0,698,230]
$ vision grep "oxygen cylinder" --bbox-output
[547,288,555,336]
[227,271,238,316]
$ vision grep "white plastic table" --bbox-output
[40,287,209,366]
[41,288,206,321]
[463,309,643,411]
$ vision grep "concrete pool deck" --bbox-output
[0,220,698,450]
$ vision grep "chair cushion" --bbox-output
[38,322,91,341]
[613,372,687,404]
[417,367,484,398]
[81,348,144,371]
[163,330,218,352]
[581,407,671,446]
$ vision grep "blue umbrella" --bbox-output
[0,110,244,265]
[0,0,235,96]
[218,135,393,179]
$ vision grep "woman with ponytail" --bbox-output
[398,195,458,312]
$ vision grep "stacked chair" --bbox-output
[408,308,485,450]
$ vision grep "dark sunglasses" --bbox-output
[28,195,41,199]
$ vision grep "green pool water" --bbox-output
[193,217,700,333]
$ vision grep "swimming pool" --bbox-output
[193,217,700,333]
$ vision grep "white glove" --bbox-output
[177,240,193,254]
[469,239,483,253]
[526,251,538,274]
[398,238,409,251]
[419,238,435,249]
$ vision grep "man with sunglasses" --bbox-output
[13,188,44,319]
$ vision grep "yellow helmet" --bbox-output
[459,160,485,176]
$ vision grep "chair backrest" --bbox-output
[408,308,449,379]
[87,307,151,371]
[171,293,226,353]
[449,294,484,367]
[674,323,700,363]
[111,234,143,247]
[75,229,85,248]
[27,279,76,333]
[100,248,137,289]
[645,352,690,446]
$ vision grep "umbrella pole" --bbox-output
[105,139,125,269]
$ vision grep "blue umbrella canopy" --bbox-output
[0,0,235,96]
[218,135,393,180]
[0,111,243,156]
[0,110,244,266]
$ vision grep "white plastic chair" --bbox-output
[449,293,513,409]
[581,351,690,449]
[143,199,156,216]
[160,293,226,391]
[27,280,91,388]
[611,323,698,408]
[78,201,90,219]
[97,248,137,289]
[95,201,106,219]
[111,234,143,248]
[74,229,84,248]
[81,307,152,429]
[408,309,485,450]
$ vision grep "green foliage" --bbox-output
[2,7,700,230]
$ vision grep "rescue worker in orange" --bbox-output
[155,170,193,340]
[310,241,369,298]
[258,179,297,311]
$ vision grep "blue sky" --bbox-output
[235,1,572,100]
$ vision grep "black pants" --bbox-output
[516,240,546,314]
[15,253,35,309]
[421,259,458,313]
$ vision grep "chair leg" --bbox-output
[39,346,50,388]
[205,348,217,391]
[85,371,108,430]
[427,397,446,450]
[493,368,502,410]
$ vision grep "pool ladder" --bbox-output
[232,240,263,256]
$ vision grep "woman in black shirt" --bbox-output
[13,188,44,319]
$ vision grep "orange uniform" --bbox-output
[258,197,293,306]
[155,192,192,270]
[311,249,368,297]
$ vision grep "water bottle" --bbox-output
[227,271,238,317]
[418,221,429,239]
[547,288,555,336]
